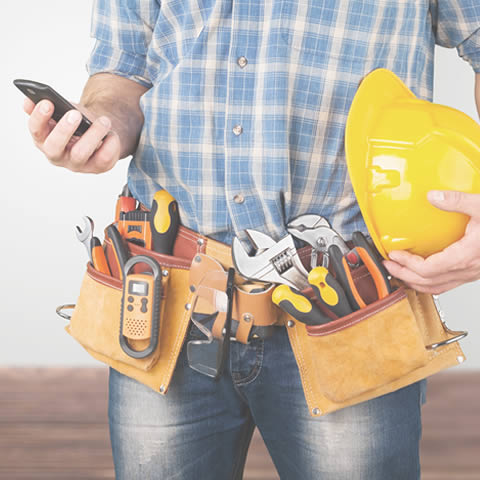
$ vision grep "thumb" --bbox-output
[427,190,478,217]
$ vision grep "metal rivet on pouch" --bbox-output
[159,385,166,393]
[312,408,321,416]
[162,270,169,277]
[197,238,205,246]
[185,303,192,311]
[194,255,202,263]
[287,320,295,328]
[243,314,252,323]
[190,285,196,293]
[457,356,465,364]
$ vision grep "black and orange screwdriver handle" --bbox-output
[90,237,111,276]
[272,285,332,326]
[308,266,352,317]
[150,190,180,255]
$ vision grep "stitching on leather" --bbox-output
[308,294,405,337]
[415,292,430,343]
[87,271,122,290]
[161,289,195,392]
[289,323,315,411]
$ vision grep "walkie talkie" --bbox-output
[120,255,162,359]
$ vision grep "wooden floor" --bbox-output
[0,369,478,479]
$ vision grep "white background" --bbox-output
[1,1,479,367]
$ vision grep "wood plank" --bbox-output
[0,368,478,479]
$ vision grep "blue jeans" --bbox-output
[109,324,426,479]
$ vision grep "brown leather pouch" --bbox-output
[285,277,467,416]
[64,239,194,394]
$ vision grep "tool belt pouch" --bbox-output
[286,274,467,417]
[62,237,194,394]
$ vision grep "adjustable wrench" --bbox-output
[287,214,349,269]
[232,229,310,290]
[75,216,94,263]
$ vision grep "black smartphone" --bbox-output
[14,79,92,137]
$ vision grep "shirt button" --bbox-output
[237,56,248,68]
[233,125,243,136]
[233,194,245,204]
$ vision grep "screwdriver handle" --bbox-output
[272,285,332,326]
[327,244,361,311]
[150,190,180,255]
[90,237,111,276]
[308,266,352,317]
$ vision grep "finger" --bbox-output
[428,190,479,217]
[23,97,35,114]
[383,260,430,285]
[81,132,120,173]
[28,100,55,144]
[42,110,83,163]
[407,280,463,295]
[388,244,467,279]
[67,116,112,170]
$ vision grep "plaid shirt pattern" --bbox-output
[87,0,480,245]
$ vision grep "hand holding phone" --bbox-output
[16,78,120,174]
[14,79,93,137]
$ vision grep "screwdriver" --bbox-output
[272,285,332,326]
[308,266,352,317]
[150,190,180,255]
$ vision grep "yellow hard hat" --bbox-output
[345,68,480,259]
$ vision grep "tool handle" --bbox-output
[90,237,111,276]
[150,190,180,255]
[272,285,332,326]
[308,266,352,317]
[352,232,392,294]
[107,225,129,280]
[327,244,361,311]
[354,247,391,300]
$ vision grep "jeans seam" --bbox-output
[231,341,265,387]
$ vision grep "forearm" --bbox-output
[80,73,149,159]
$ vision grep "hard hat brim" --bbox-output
[345,69,416,259]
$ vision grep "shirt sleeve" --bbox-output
[86,0,160,87]
[431,0,480,72]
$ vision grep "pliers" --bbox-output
[328,232,393,310]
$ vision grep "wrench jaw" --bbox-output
[287,214,349,268]
[232,232,310,290]
[75,216,94,263]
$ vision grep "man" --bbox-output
[23,1,480,478]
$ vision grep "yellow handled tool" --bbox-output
[308,266,352,317]
[272,285,332,326]
[150,190,180,255]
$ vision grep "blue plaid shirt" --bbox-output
[87,0,480,245]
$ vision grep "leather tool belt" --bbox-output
[60,220,468,417]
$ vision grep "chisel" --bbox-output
[150,190,180,255]
[308,266,352,317]
[272,285,332,326]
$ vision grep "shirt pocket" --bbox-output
[279,0,429,64]
[146,0,217,82]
